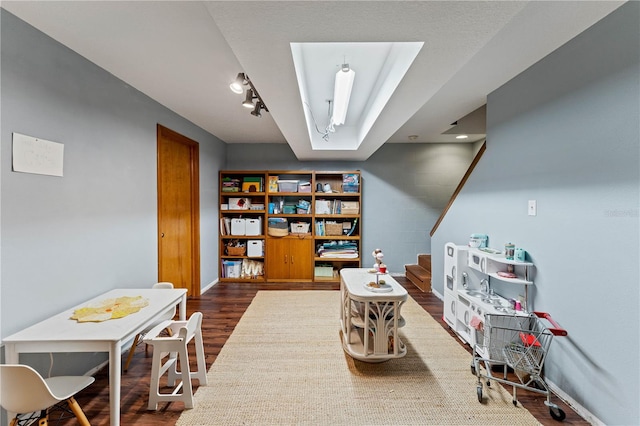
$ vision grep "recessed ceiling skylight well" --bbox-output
[291,42,423,150]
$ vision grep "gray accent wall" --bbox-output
[0,9,225,376]
[432,2,639,424]
[226,142,474,272]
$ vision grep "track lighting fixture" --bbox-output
[229,73,247,94]
[251,102,263,118]
[243,89,256,108]
[229,72,268,118]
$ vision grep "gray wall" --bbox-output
[432,3,639,424]
[226,142,474,273]
[0,9,225,377]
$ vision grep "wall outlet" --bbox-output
[528,200,537,216]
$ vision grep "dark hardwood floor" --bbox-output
[59,278,587,425]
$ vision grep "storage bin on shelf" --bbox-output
[325,222,343,236]
[290,222,310,234]
[223,260,242,278]
[268,218,289,237]
[226,244,246,256]
[247,240,264,257]
[340,201,359,214]
[277,180,299,192]
[314,264,334,277]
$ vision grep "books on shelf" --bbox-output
[315,218,358,237]
[222,177,241,192]
[315,199,343,214]
[241,176,264,192]
[268,176,279,192]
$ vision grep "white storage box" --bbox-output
[231,218,246,235]
[223,260,242,278]
[245,218,262,236]
[290,222,310,234]
[247,240,264,257]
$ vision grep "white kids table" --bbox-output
[340,268,407,362]
[3,288,187,426]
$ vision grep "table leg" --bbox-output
[4,344,19,421]
[109,343,122,426]
[179,294,187,321]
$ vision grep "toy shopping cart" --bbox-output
[472,312,567,421]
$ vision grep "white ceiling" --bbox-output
[2,1,625,161]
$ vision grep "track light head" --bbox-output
[229,73,246,94]
[251,103,263,118]
[242,89,255,108]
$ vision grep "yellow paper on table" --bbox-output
[71,296,149,323]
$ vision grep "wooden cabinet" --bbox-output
[266,237,313,281]
[219,170,361,283]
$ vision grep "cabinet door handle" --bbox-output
[284,255,288,264]
[291,256,294,264]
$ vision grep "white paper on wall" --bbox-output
[12,132,64,177]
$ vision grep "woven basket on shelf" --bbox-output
[325,223,343,236]
[226,245,246,256]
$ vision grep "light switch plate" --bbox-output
[528,200,537,216]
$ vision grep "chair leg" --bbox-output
[38,410,48,426]
[147,348,165,410]
[66,396,91,426]
[178,346,194,409]
[192,330,208,385]
[124,333,141,372]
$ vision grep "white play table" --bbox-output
[2,288,187,426]
[340,268,407,362]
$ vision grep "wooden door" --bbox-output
[157,124,200,296]
[266,238,289,280]
[289,238,313,280]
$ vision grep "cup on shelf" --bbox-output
[379,264,387,273]
[504,243,515,260]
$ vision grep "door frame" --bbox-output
[157,124,201,296]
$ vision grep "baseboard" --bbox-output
[546,378,602,425]
[431,288,444,301]
[85,359,109,377]
[202,278,218,294]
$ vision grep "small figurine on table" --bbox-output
[372,248,387,273]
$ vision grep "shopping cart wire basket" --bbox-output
[471,311,567,421]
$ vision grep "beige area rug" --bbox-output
[177,291,540,425]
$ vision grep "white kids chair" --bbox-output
[123,282,176,372]
[0,364,94,426]
[143,311,207,410]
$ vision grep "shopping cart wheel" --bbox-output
[476,385,483,403]
[549,406,566,421]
